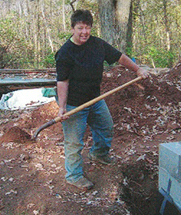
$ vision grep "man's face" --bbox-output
[71,22,92,45]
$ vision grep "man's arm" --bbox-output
[118,54,149,79]
[57,80,69,120]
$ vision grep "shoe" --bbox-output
[67,176,94,190]
[88,152,114,165]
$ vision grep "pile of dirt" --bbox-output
[0,126,31,144]
[20,101,59,129]
[162,62,181,83]
[102,64,181,141]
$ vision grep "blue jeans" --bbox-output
[62,100,113,182]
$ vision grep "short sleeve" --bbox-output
[55,49,73,81]
[103,40,122,65]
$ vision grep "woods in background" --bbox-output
[0,0,180,69]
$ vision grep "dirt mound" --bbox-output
[161,61,181,83]
[101,65,181,140]
[0,126,31,144]
[19,101,59,129]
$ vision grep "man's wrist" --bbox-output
[134,66,140,73]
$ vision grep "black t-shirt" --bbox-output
[55,36,122,106]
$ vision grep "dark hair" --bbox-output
[71,10,93,28]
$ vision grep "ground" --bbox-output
[1,63,181,215]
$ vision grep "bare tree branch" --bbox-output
[70,0,77,12]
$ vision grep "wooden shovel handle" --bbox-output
[54,76,142,121]
[32,76,142,139]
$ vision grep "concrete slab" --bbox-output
[159,142,181,182]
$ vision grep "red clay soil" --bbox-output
[0,62,181,215]
[0,126,31,144]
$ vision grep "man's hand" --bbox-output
[136,68,149,79]
[118,54,150,79]
[58,107,69,121]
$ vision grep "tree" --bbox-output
[97,0,131,52]
[41,0,54,53]
[163,0,171,51]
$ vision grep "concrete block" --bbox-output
[159,142,181,182]
[159,167,181,212]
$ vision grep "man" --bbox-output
[55,9,149,190]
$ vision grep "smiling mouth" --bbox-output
[80,36,87,39]
[80,35,89,40]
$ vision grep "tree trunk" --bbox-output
[41,0,54,53]
[18,1,23,16]
[97,0,116,47]
[98,0,131,52]
[25,0,31,40]
[163,0,171,51]
[126,1,133,57]
[62,0,66,31]
[37,0,41,66]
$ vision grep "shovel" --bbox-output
[32,76,142,140]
